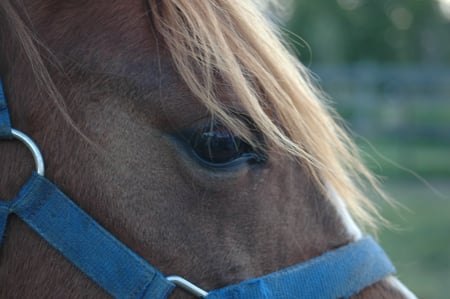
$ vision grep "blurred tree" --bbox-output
[286,0,450,64]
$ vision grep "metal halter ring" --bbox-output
[166,276,209,297]
[10,128,45,176]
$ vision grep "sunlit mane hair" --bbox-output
[0,0,386,231]
[149,0,387,231]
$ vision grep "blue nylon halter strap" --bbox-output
[0,79,396,298]
[206,236,395,299]
[0,173,175,299]
[0,80,12,138]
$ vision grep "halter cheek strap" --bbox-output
[0,174,175,299]
[0,80,12,139]
[0,79,396,299]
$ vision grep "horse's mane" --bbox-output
[0,0,387,231]
[149,0,387,231]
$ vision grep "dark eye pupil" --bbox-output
[190,126,257,165]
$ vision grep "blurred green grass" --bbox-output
[377,180,450,299]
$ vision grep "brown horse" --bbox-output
[0,0,416,298]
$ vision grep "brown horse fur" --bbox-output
[0,0,414,298]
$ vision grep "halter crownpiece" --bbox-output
[0,79,396,298]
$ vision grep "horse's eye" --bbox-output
[189,124,265,167]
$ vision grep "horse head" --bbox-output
[0,1,416,298]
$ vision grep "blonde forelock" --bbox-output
[149,0,389,231]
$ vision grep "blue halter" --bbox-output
[0,79,395,298]
[0,80,12,138]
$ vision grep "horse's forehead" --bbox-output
[29,0,210,130]
[32,0,160,81]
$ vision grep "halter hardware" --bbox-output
[10,128,45,176]
[166,276,209,297]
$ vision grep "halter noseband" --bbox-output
[0,79,395,298]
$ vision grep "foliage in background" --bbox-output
[287,0,450,64]
[283,0,450,179]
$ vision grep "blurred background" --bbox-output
[277,0,449,298]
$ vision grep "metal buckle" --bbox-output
[166,276,209,298]
[10,129,45,176]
